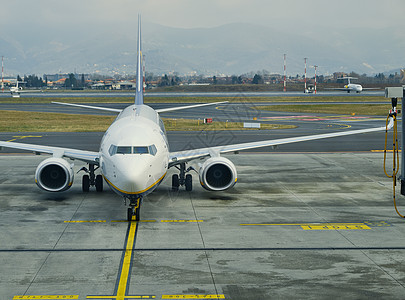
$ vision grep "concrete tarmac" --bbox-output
[1,152,405,299]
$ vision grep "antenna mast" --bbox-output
[283,54,286,92]
[1,56,4,93]
[314,65,318,94]
[304,58,307,92]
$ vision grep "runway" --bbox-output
[1,99,404,299]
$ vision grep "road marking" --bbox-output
[363,221,392,227]
[161,220,203,223]
[115,221,138,300]
[65,220,201,223]
[240,223,371,230]
[111,220,156,223]
[162,295,225,299]
[371,150,402,153]
[7,135,42,142]
[13,296,78,300]
[86,296,155,299]
[301,224,370,230]
[64,220,106,223]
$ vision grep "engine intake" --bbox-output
[199,157,237,191]
[35,157,74,192]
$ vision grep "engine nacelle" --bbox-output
[35,157,74,192]
[199,157,237,191]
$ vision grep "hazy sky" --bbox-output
[1,0,404,75]
[1,0,403,31]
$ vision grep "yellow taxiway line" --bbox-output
[240,222,371,230]
[13,296,79,299]
[116,221,138,300]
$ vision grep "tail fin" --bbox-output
[135,15,144,105]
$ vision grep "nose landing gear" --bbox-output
[127,197,141,221]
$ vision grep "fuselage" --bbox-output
[99,104,169,199]
[344,83,363,93]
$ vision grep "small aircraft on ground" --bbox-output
[9,81,43,98]
[327,77,379,93]
[0,17,394,221]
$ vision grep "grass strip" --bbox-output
[257,103,397,116]
[0,110,295,132]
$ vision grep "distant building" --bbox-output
[43,73,90,82]
[333,72,347,81]
[113,80,135,90]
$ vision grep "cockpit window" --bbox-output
[116,146,132,154]
[109,145,117,156]
[109,144,157,156]
[149,144,157,156]
[133,146,149,154]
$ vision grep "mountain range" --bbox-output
[1,22,404,77]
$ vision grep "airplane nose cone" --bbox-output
[114,158,150,193]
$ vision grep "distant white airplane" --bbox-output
[10,81,24,97]
[328,77,379,93]
[9,81,42,98]
[0,17,394,221]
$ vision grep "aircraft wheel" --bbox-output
[127,207,134,221]
[82,175,90,192]
[172,174,179,191]
[185,174,192,191]
[95,175,103,192]
[135,206,140,221]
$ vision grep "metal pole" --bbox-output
[304,58,307,92]
[314,65,318,94]
[1,56,3,93]
[283,54,286,92]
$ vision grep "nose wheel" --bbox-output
[127,198,141,221]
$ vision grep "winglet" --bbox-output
[135,14,144,105]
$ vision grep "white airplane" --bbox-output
[9,81,42,98]
[0,17,395,221]
[10,81,25,97]
[329,77,379,93]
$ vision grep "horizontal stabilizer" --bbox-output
[52,101,122,113]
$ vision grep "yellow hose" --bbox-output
[384,114,405,218]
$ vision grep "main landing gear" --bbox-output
[172,162,195,192]
[127,198,141,221]
[79,164,103,193]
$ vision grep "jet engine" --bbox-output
[35,157,74,192]
[199,157,237,191]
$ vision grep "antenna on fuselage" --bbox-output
[135,14,144,105]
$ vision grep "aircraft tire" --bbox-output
[172,174,179,191]
[82,175,90,192]
[185,174,192,191]
[127,207,133,221]
[135,207,140,221]
[95,175,103,192]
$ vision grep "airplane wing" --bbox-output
[0,141,99,164]
[17,90,43,93]
[324,88,349,91]
[168,118,394,167]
